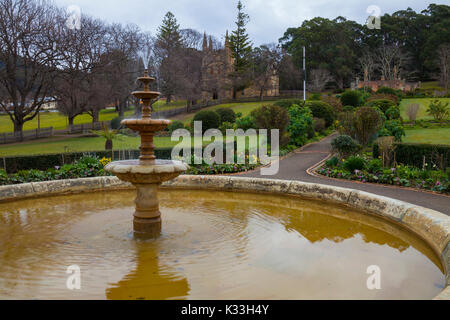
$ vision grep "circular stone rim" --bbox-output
[0,175,448,300]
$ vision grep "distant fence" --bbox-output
[0,127,53,144]
[68,121,108,134]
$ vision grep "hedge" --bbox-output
[373,142,450,169]
[1,143,238,173]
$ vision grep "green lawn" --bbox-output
[404,128,450,145]
[0,100,187,133]
[400,98,450,121]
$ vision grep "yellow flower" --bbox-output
[100,157,112,167]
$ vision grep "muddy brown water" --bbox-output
[0,189,445,300]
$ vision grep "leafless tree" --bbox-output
[53,13,111,130]
[359,50,376,82]
[406,103,420,123]
[308,68,333,93]
[376,44,406,83]
[251,44,282,100]
[0,0,61,139]
[437,44,450,93]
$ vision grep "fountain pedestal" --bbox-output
[104,70,189,237]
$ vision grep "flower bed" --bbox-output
[317,156,449,194]
[0,156,260,186]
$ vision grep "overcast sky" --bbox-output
[53,0,436,45]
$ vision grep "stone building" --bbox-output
[353,66,420,92]
[200,32,279,102]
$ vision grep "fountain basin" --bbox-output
[0,176,448,300]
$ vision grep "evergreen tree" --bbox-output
[156,11,182,54]
[228,1,253,98]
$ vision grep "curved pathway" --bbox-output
[242,134,450,215]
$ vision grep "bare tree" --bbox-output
[406,103,420,123]
[53,13,111,130]
[359,50,376,82]
[377,44,406,83]
[437,44,450,93]
[308,68,333,93]
[251,43,282,100]
[0,0,61,139]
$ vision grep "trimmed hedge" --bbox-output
[1,143,240,173]
[373,143,450,169]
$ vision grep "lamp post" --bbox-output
[303,46,306,101]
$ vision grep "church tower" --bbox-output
[202,32,208,51]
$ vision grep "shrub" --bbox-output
[353,107,384,146]
[366,93,399,105]
[373,143,450,169]
[376,86,398,96]
[406,103,420,123]
[216,108,237,124]
[325,156,339,167]
[368,159,383,173]
[167,120,185,134]
[322,95,343,113]
[219,122,235,135]
[366,99,396,113]
[251,104,290,146]
[110,117,123,130]
[274,99,305,109]
[385,106,401,120]
[310,93,321,100]
[426,99,449,123]
[343,156,366,172]
[192,110,221,133]
[235,115,257,131]
[343,105,355,112]
[304,101,335,127]
[331,135,360,158]
[382,120,405,142]
[337,111,356,137]
[287,105,314,147]
[313,118,326,133]
[340,91,362,108]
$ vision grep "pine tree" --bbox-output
[229,1,252,72]
[228,1,253,98]
[156,12,182,54]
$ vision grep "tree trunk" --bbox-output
[233,87,237,100]
[118,99,125,118]
[105,139,113,150]
[260,89,264,101]
[14,121,24,141]
[166,95,172,105]
[91,110,99,123]
[68,116,75,133]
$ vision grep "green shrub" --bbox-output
[373,143,450,169]
[381,120,405,142]
[343,156,367,172]
[304,101,335,127]
[331,135,360,158]
[376,87,398,96]
[274,99,305,109]
[192,110,221,133]
[366,93,399,105]
[110,117,123,130]
[287,105,314,147]
[366,99,396,113]
[343,105,356,112]
[251,104,290,146]
[353,107,384,146]
[426,99,449,123]
[313,118,326,133]
[219,122,235,135]
[322,95,343,112]
[325,156,339,167]
[216,108,237,124]
[385,106,401,120]
[340,91,362,108]
[368,159,383,173]
[235,115,257,131]
[167,120,185,133]
[310,93,321,100]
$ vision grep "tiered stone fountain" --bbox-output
[105,70,189,237]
